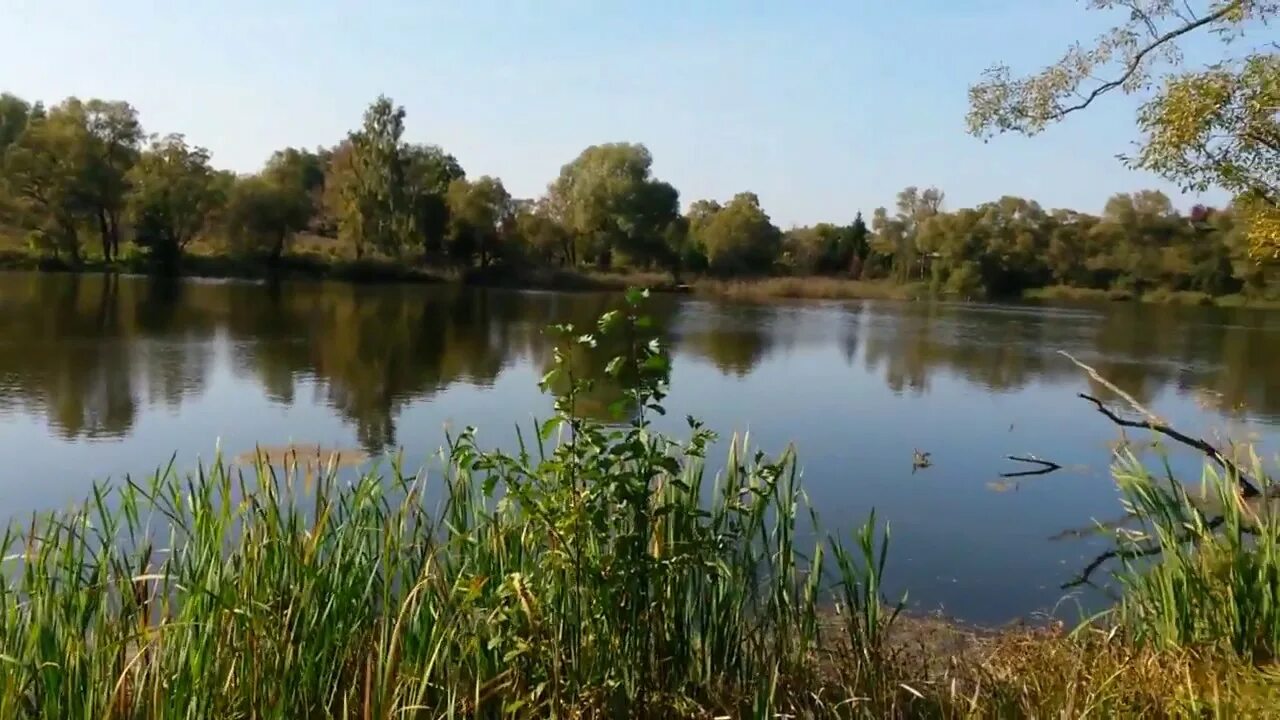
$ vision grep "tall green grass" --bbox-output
[0,290,902,718]
[1111,451,1280,661]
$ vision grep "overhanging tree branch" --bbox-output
[1053,2,1243,119]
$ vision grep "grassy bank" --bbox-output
[3,452,1276,718]
[1024,284,1280,309]
[7,233,1280,307]
[693,276,928,302]
[0,245,931,303]
[2,295,1278,718]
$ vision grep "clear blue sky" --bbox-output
[2,0,1228,225]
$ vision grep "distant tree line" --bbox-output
[0,92,1275,298]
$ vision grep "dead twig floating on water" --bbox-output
[1000,455,1063,479]
[1058,351,1261,498]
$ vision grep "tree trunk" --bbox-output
[107,210,122,262]
[97,210,112,262]
[269,231,286,267]
[66,226,81,264]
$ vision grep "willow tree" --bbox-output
[967,1,1279,257]
[546,143,682,270]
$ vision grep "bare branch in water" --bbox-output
[1059,351,1261,498]
[1061,517,1225,590]
[1000,455,1063,478]
[1049,511,1141,542]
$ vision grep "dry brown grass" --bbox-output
[937,627,1280,718]
[805,618,1280,718]
[694,276,928,302]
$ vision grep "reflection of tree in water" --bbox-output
[680,304,775,378]
[840,310,862,365]
[226,283,513,450]
[224,286,683,448]
[1073,304,1280,415]
[0,274,213,439]
[856,302,1280,420]
[1,274,1278,447]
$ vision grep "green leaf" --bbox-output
[597,310,622,333]
[604,356,626,377]
[641,354,669,373]
[539,417,561,440]
[539,369,561,390]
[608,399,630,419]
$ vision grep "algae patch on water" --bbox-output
[232,443,372,469]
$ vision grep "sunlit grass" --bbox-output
[694,276,927,302]
[0,436,908,718]
[1111,451,1280,661]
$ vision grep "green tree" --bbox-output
[872,186,944,282]
[0,93,33,157]
[264,147,325,223]
[1045,210,1097,287]
[126,134,221,269]
[1,104,94,261]
[693,192,781,275]
[547,143,681,270]
[512,199,572,266]
[967,0,1279,256]
[336,96,415,259]
[404,143,464,257]
[445,176,513,267]
[80,99,143,261]
[782,223,850,274]
[224,174,311,265]
[679,199,720,273]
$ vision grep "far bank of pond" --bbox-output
[4,246,1280,308]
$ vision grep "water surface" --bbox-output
[1,271,1277,624]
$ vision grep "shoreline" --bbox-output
[4,249,1280,309]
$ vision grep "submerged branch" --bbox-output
[1000,455,1063,479]
[1059,351,1261,498]
[1062,517,1225,589]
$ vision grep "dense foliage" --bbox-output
[1,89,1276,299]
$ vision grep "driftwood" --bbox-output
[1058,351,1261,498]
[999,455,1062,479]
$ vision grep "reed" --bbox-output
[1111,451,1280,661]
[693,277,926,302]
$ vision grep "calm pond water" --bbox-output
[1,271,1278,624]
